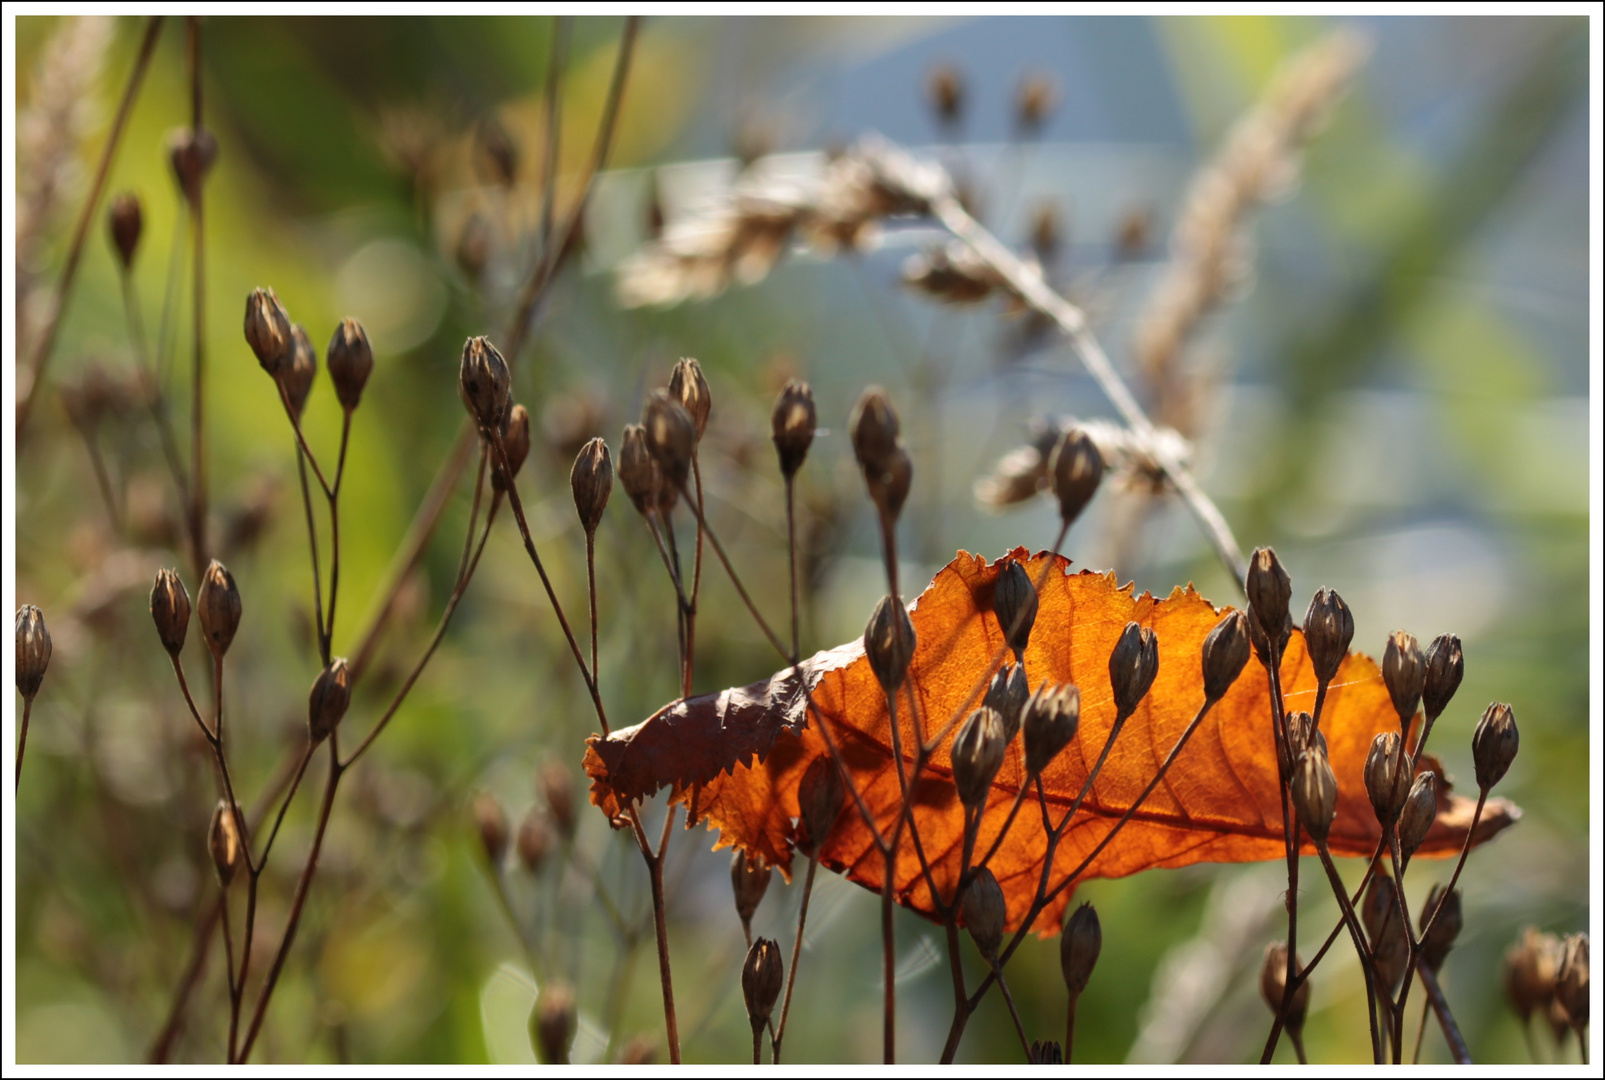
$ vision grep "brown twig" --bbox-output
[186,17,209,569]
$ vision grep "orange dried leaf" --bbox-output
[584,549,1517,934]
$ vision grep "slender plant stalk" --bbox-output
[1314,841,1383,1063]
[1417,962,1471,1064]
[186,17,209,569]
[770,854,818,1063]
[16,699,34,789]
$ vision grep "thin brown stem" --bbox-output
[586,530,599,686]
[1388,836,1418,1063]
[642,807,682,1064]
[220,887,239,1062]
[275,381,333,498]
[295,448,327,664]
[324,412,351,650]
[187,17,209,570]
[255,742,314,868]
[990,960,1031,1059]
[881,839,897,1064]
[537,17,565,259]
[672,477,789,663]
[17,17,163,438]
[1417,962,1472,1064]
[1315,841,1383,1064]
[784,476,800,663]
[121,269,194,527]
[1066,993,1078,1062]
[770,854,818,1063]
[16,698,34,789]
[685,455,705,698]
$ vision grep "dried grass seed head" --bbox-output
[1418,885,1463,972]
[473,793,509,867]
[532,983,576,1065]
[283,323,318,420]
[150,569,191,658]
[326,317,374,411]
[730,850,771,929]
[1382,630,1425,728]
[668,357,711,440]
[1201,609,1250,702]
[771,379,816,479]
[1109,622,1159,720]
[494,404,531,492]
[1259,942,1309,1033]
[244,288,293,376]
[864,594,917,695]
[15,604,52,701]
[985,662,1030,744]
[1303,587,1353,684]
[1397,770,1437,863]
[459,336,511,432]
[196,560,242,660]
[642,389,695,494]
[1364,730,1411,828]
[1023,682,1080,778]
[1472,701,1519,792]
[307,658,351,744]
[797,755,844,855]
[570,437,614,535]
[108,191,142,270]
[516,810,553,874]
[617,424,660,517]
[994,558,1038,662]
[952,706,1006,809]
[1555,934,1589,1028]
[208,800,241,887]
[1048,427,1103,528]
[1060,902,1102,1000]
[742,938,784,1031]
[962,867,1006,959]
[1291,745,1337,842]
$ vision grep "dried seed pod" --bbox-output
[742,937,784,1032]
[150,569,191,658]
[864,594,917,695]
[326,317,374,411]
[540,760,576,840]
[196,560,242,660]
[282,324,317,420]
[244,288,293,376]
[642,389,695,496]
[459,336,511,432]
[1472,701,1519,792]
[984,663,1030,744]
[15,605,51,702]
[570,437,614,535]
[771,380,816,479]
[1555,934,1589,1029]
[994,559,1038,662]
[926,63,964,128]
[1382,630,1424,728]
[1109,622,1158,721]
[1303,588,1353,685]
[866,444,913,522]
[473,793,509,868]
[1420,633,1464,722]
[516,810,553,874]
[1364,731,1411,828]
[1015,72,1058,135]
[1418,885,1462,972]
[1201,609,1250,703]
[797,755,844,855]
[952,707,1006,809]
[1259,942,1309,1034]
[1366,881,1410,996]
[307,658,351,744]
[1286,710,1326,767]
[1047,428,1102,529]
[1291,746,1337,842]
[1362,873,1399,946]
[1060,902,1102,1000]
[493,404,531,492]
[1397,771,1437,863]
[850,386,901,479]
[108,191,142,270]
[730,850,772,932]
[616,1035,656,1065]
[531,982,575,1065]
[962,867,1006,959]
[668,357,711,440]
[1023,682,1080,777]
[1026,1041,1064,1065]
[1246,547,1292,659]
[168,126,218,206]
[208,799,241,887]
[617,424,660,517]
[1504,927,1561,1024]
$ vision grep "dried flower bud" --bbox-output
[1047,428,1103,529]
[742,937,784,1032]
[1364,731,1411,828]
[473,793,509,868]
[1303,588,1353,685]
[1418,885,1462,972]
[866,445,913,523]
[865,594,917,695]
[570,437,614,535]
[1026,1041,1064,1065]
[244,288,293,376]
[926,63,964,128]
[282,324,317,420]
[516,810,553,874]
[771,380,816,480]
[196,560,242,659]
[985,663,1030,744]
[1246,547,1292,658]
[1555,934,1589,1029]
[307,658,351,743]
[108,191,142,270]
[493,404,531,492]
[994,559,1038,663]
[149,569,191,658]
[1023,682,1080,777]
[952,707,1006,809]
[1365,877,1410,995]
[1015,73,1057,135]
[1286,710,1326,767]
[531,982,575,1065]
[1109,622,1158,721]
[326,318,374,411]
[731,850,772,932]
[208,800,241,887]
[1504,927,1561,1024]
[1382,630,1424,729]
[962,867,1006,959]
[15,606,51,702]
[617,424,660,517]
[459,336,511,431]
[668,358,711,440]
[1060,902,1102,1000]
[168,126,217,206]
[798,755,844,855]
[1472,701,1519,792]
[850,387,901,478]
[1397,771,1437,864]
[1416,633,1465,723]
[642,389,696,497]
[541,760,575,839]
[1291,746,1337,842]
[1362,873,1399,946]
[1259,942,1309,1033]
[1201,610,1250,703]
